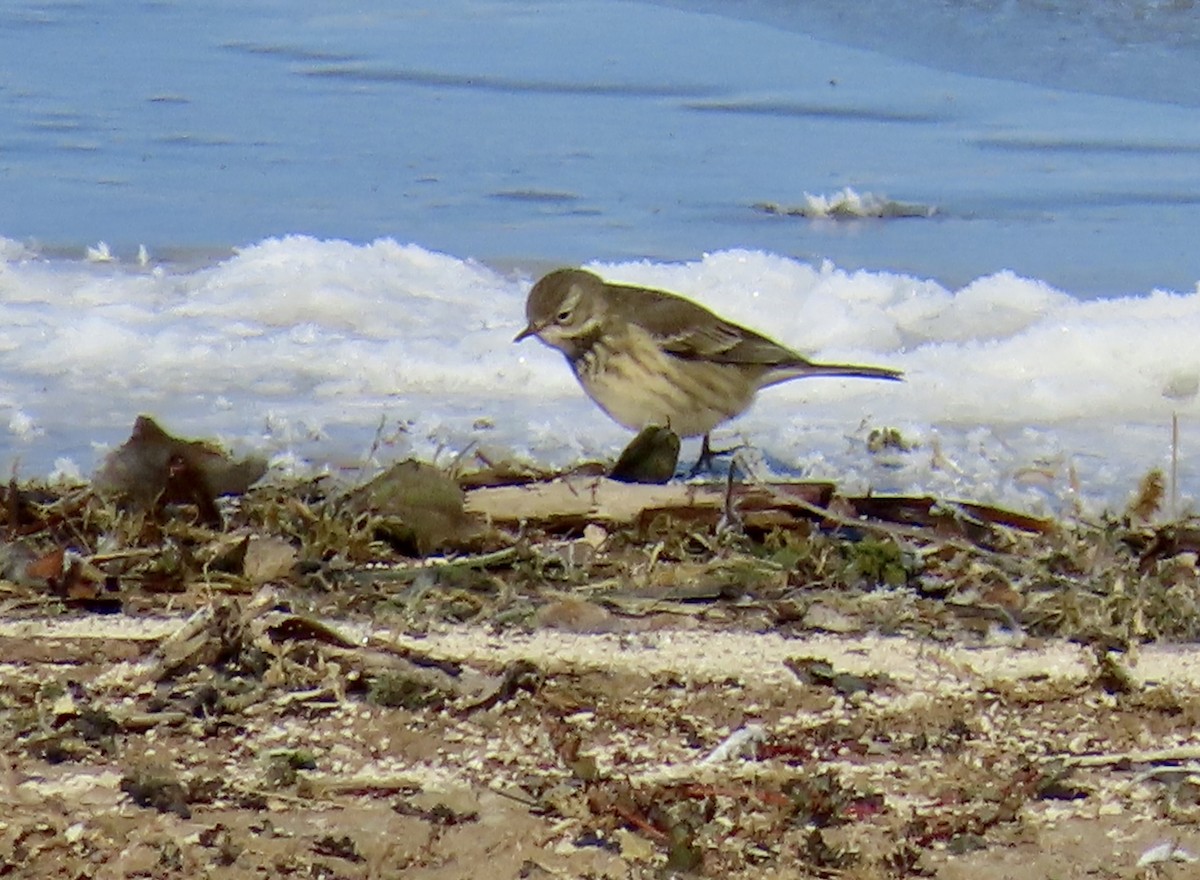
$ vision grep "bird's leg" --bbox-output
[688,433,743,477]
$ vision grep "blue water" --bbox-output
[4,0,1200,296]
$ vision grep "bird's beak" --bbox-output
[513,322,537,343]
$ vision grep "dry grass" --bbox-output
[3,449,1200,877]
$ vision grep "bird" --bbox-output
[514,268,902,469]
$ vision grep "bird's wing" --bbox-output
[635,295,808,366]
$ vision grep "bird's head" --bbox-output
[514,268,607,353]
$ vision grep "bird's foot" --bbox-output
[688,434,744,477]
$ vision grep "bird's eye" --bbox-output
[556,309,572,322]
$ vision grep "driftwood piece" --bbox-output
[144,604,221,682]
[0,635,149,665]
[1060,746,1200,768]
[464,476,1053,538]
[464,477,834,526]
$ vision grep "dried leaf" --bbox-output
[94,415,267,524]
[346,460,475,555]
[243,537,297,584]
[1127,468,1165,523]
[610,426,681,484]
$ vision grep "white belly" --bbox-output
[572,333,755,437]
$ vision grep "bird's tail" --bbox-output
[764,360,904,387]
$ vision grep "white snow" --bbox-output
[1,234,1197,515]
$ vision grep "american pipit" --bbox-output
[514,268,902,465]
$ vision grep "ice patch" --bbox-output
[0,236,1198,513]
[754,188,936,220]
